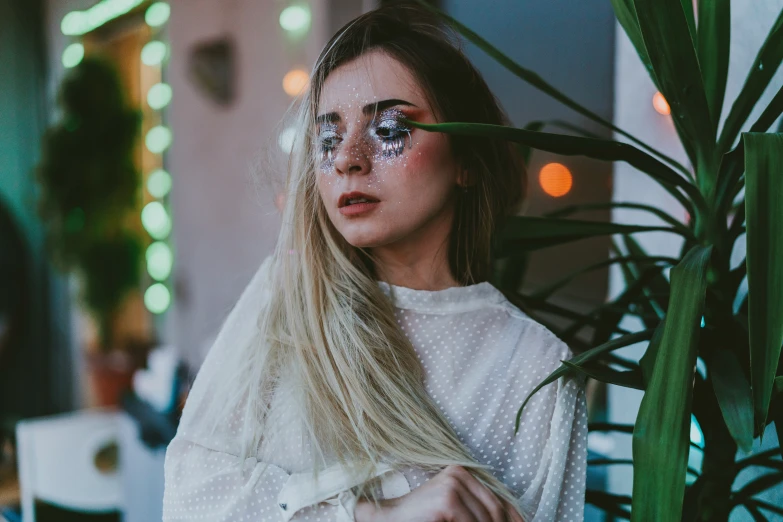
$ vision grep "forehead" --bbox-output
[317,50,428,116]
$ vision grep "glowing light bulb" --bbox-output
[147,82,172,110]
[62,43,84,68]
[278,127,297,154]
[141,40,168,66]
[145,2,170,27]
[653,91,671,115]
[141,201,172,239]
[279,5,310,32]
[146,241,173,280]
[144,283,171,313]
[283,68,309,96]
[145,125,172,153]
[539,162,573,198]
[146,168,172,198]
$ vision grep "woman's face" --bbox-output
[315,50,463,251]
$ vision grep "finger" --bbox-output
[450,469,507,522]
[452,480,493,522]
[502,498,525,522]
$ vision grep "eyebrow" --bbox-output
[316,98,417,125]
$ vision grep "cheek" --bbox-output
[389,133,456,192]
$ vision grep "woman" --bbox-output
[163,3,587,521]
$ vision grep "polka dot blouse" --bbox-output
[163,255,588,521]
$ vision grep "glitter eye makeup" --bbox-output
[371,107,412,158]
[316,103,415,172]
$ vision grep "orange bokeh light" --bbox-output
[539,162,573,198]
[283,68,309,97]
[653,91,671,115]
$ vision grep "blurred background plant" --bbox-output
[36,55,144,353]
[412,0,783,520]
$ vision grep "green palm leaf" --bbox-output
[697,0,731,125]
[403,119,705,214]
[718,10,783,153]
[632,0,716,193]
[631,245,712,521]
[744,132,783,430]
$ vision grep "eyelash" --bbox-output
[318,112,412,161]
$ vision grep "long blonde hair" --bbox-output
[199,1,527,510]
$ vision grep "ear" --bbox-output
[457,167,471,188]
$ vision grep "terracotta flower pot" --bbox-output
[85,349,136,408]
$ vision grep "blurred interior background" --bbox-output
[0,0,780,520]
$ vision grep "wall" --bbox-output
[167,0,329,369]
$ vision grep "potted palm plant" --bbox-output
[411,1,782,520]
[36,56,147,407]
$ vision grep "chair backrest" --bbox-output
[15,409,124,522]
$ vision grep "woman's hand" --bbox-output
[354,465,526,522]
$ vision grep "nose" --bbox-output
[332,130,371,176]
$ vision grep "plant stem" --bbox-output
[694,378,738,521]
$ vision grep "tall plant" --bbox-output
[411,1,783,520]
[36,56,143,352]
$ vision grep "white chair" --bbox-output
[15,407,169,522]
[116,412,166,522]
[15,408,124,522]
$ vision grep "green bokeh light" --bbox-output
[147,82,172,110]
[279,5,310,32]
[144,283,171,314]
[61,0,145,35]
[145,125,172,154]
[62,43,85,68]
[146,241,173,281]
[141,201,172,239]
[141,40,168,66]
[145,2,170,27]
[146,169,172,198]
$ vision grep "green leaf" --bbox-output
[744,132,783,430]
[744,503,769,522]
[586,490,632,519]
[529,255,676,301]
[546,201,694,240]
[773,397,783,460]
[697,0,731,124]
[639,318,666,387]
[404,119,703,213]
[561,359,645,390]
[631,244,712,522]
[717,86,783,213]
[515,120,544,167]
[622,235,671,320]
[494,216,674,256]
[632,0,716,171]
[734,472,783,501]
[515,329,655,433]
[709,349,755,453]
[718,10,783,153]
[560,268,663,345]
[680,0,697,46]
[412,0,691,179]
[610,0,656,85]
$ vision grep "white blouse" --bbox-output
[162,255,588,521]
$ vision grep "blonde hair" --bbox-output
[199,1,527,511]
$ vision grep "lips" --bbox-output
[338,191,380,208]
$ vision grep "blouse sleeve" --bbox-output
[162,254,367,522]
[504,324,589,522]
[163,435,365,521]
